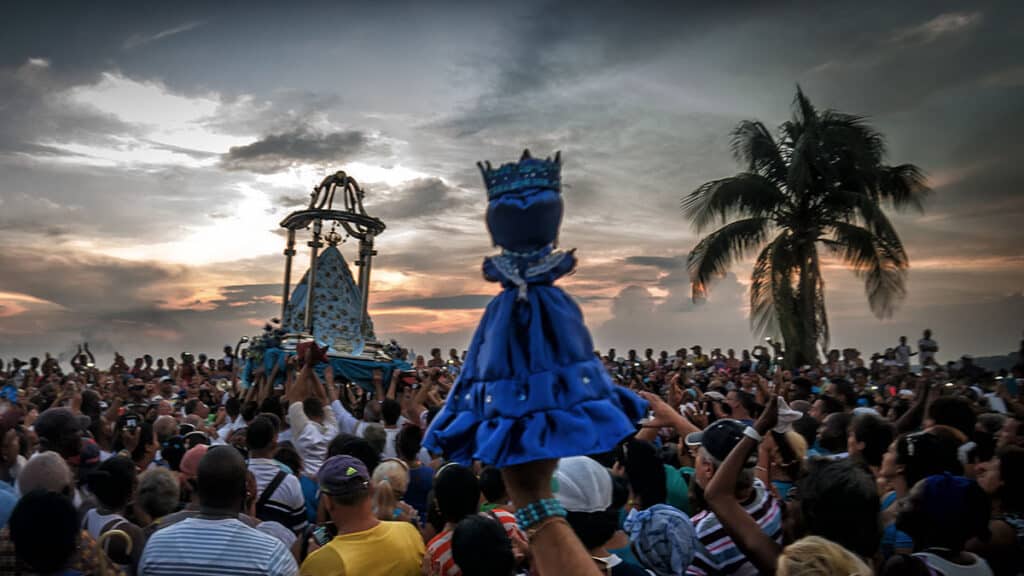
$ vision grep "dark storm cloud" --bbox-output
[221,127,375,173]
[142,139,218,160]
[0,60,139,157]
[0,247,179,314]
[623,256,685,271]
[367,178,474,221]
[0,247,281,361]
[438,0,779,136]
[594,272,750,351]
[378,294,493,310]
[0,162,247,242]
[214,284,280,303]
[275,193,310,208]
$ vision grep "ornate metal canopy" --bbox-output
[278,171,385,350]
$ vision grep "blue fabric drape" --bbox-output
[241,348,410,392]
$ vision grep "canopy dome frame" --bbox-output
[278,171,386,342]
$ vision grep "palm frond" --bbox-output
[823,222,908,318]
[818,110,886,169]
[730,121,788,186]
[793,86,818,131]
[821,191,908,267]
[750,234,783,338]
[682,174,787,232]
[875,164,930,212]
[786,127,815,199]
[688,217,772,300]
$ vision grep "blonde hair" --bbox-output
[785,430,808,461]
[776,536,873,576]
[372,458,410,496]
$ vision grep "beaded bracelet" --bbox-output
[526,516,568,540]
[514,498,566,531]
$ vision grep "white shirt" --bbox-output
[217,415,245,443]
[288,402,338,477]
[895,344,912,366]
[330,399,360,436]
[383,427,399,458]
[919,338,938,364]
[329,402,433,464]
[248,457,308,533]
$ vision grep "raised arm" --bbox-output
[502,460,601,576]
[386,368,399,400]
[896,379,934,434]
[703,396,782,575]
[285,354,309,406]
[371,369,385,404]
[638,391,701,438]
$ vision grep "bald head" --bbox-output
[154,415,178,444]
[197,446,247,511]
[18,452,73,497]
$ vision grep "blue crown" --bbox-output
[478,149,561,200]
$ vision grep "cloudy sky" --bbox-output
[1,0,1022,364]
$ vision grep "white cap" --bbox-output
[553,456,612,513]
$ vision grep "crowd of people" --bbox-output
[0,328,1021,575]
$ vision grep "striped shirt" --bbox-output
[425,509,523,576]
[249,458,308,533]
[139,517,298,576]
[686,480,783,576]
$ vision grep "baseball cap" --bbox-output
[318,455,370,496]
[34,408,90,441]
[179,444,208,481]
[553,456,612,513]
[684,419,756,467]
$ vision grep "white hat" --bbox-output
[553,456,612,513]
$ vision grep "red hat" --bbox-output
[179,444,208,481]
[297,341,329,365]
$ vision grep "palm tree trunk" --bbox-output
[793,246,820,367]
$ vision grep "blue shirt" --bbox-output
[405,465,434,524]
[881,492,913,558]
[0,482,16,528]
[301,474,320,524]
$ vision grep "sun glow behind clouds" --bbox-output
[63,72,252,161]
[101,182,282,265]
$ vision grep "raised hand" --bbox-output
[755,395,780,436]
[685,404,709,429]
[638,391,682,429]
[121,427,141,454]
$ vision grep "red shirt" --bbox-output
[424,509,523,576]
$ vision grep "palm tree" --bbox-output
[683,88,929,366]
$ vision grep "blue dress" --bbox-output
[423,151,647,467]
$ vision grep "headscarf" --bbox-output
[623,503,696,576]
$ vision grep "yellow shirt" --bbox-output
[300,521,425,576]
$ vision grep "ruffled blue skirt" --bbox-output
[423,252,647,466]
